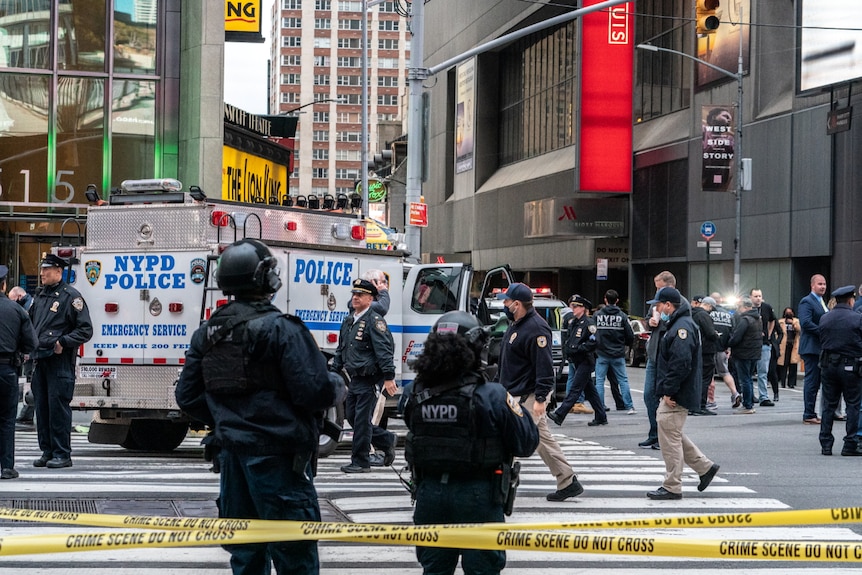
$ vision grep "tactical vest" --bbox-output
[201,303,281,395]
[405,372,506,475]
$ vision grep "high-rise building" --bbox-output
[269,0,409,207]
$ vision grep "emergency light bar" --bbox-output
[109,179,187,205]
[120,179,182,193]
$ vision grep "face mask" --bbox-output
[503,303,516,321]
[660,312,670,322]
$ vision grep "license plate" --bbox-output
[80,366,117,379]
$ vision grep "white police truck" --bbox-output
[61,179,474,455]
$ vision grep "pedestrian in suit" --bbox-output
[798,274,829,424]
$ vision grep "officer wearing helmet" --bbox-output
[176,239,339,575]
[405,311,539,575]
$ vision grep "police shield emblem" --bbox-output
[85,260,101,286]
[190,258,206,284]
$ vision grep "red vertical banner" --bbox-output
[579,0,634,193]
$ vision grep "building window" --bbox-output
[336,149,360,161]
[312,148,329,160]
[498,21,577,165]
[379,39,399,50]
[378,94,398,106]
[312,111,330,122]
[313,131,330,142]
[378,76,398,87]
[378,58,399,69]
[339,1,362,11]
[337,75,361,86]
[337,56,360,67]
[335,168,358,179]
[284,0,302,8]
[315,0,331,9]
[282,74,301,84]
[315,18,331,29]
[378,20,399,31]
[281,92,301,104]
[338,19,361,30]
[282,17,302,28]
[337,112,359,123]
[634,0,690,122]
[338,131,361,142]
[313,37,332,48]
[313,55,330,66]
[283,36,302,47]
[314,75,331,85]
[338,37,361,49]
[339,93,361,104]
[377,113,398,122]
[313,168,329,179]
[282,54,301,66]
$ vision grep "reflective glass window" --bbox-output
[0,3,52,70]
[58,0,108,72]
[0,73,49,209]
[111,78,155,183]
[113,0,158,74]
[56,76,105,204]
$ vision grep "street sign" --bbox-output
[700,221,716,240]
[408,202,428,227]
[709,247,722,255]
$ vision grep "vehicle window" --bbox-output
[534,305,564,330]
[411,267,462,314]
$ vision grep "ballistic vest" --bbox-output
[201,302,281,395]
[406,372,506,475]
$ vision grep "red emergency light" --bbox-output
[351,225,366,241]
[286,221,298,231]
[56,247,76,258]
[169,303,183,313]
[105,303,119,313]
[327,333,338,344]
[211,211,230,227]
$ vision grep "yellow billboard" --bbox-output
[222,146,289,204]
[225,0,263,42]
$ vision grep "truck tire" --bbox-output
[121,420,189,452]
[317,401,345,459]
[626,346,639,368]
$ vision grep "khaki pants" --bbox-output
[522,394,575,490]
[657,401,713,494]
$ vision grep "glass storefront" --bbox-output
[0,0,166,288]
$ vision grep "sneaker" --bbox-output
[638,438,658,448]
[646,486,682,500]
[706,401,718,410]
[587,419,608,426]
[0,468,19,480]
[626,408,637,415]
[341,464,371,473]
[698,463,720,491]
[570,403,593,414]
[737,408,756,415]
[546,478,584,501]
[698,409,717,416]
[650,443,661,450]
[731,393,742,408]
[368,452,385,467]
[760,399,774,407]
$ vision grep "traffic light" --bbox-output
[696,0,720,35]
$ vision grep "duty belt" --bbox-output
[822,352,857,365]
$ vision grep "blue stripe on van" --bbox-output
[302,322,432,334]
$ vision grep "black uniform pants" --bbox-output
[0,365,17,469]
[553,360,605,423]
[345,375,394,467]
[31,354,75,460]
[818,363,861,452]
[414,475,505,575]
[699,352,715,411]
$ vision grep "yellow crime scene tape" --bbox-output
[2,506,862,561]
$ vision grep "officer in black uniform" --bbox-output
[405,311,539,575]
[331,278,397,473]
[0,265,37,479]
[547,295,606,426]
[30,253,92,469]
[176,239,339,575]
[817,285,862,456]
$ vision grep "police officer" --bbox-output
[0,266,37,479]
[496,282,584,501]
[30,253,92,469]
[547,295,606,426]
[176,239,339,575]
[331,278,397,473]
[405,311,539,575]
[817,285,862,456]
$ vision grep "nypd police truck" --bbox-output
[62,179,475,455]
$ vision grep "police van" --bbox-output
[60,179,474,455]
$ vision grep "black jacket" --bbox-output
[496,308,555,402]
[655,306,702,411]
[0,293,37,357]
[564,312,596,366]
[30,280,93,360]
[593,305,634,359]
[176,300,338,455]
[331,307,396,380]
[727,309,762,360]
[691,306,720,355]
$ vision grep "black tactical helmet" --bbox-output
[216,239,282,296]
[433,310,486,347]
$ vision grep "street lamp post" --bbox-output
[282,98,342,115]
[637,15,744,294]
